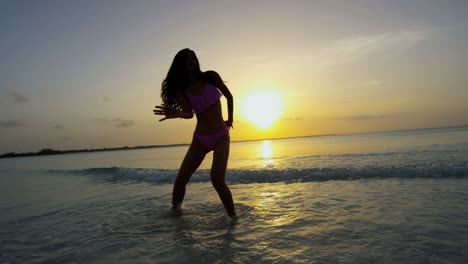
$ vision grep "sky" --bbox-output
[1,0,468,153]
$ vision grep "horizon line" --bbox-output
[1,123,467,158]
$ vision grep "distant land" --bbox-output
[1,124,467,159]
[0,144,188,159]
[0,133,337,159]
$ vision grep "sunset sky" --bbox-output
[1,0,468,153]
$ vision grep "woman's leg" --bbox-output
[172,138,207,207]
[211,134,236,217]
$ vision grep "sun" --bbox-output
[242,90,282,129]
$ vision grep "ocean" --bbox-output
[1,126,468,263]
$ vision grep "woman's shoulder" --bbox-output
[203,70,223,85]
[203,70,219,76]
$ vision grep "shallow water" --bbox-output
[1,126,468,263]
[2,178,467,263]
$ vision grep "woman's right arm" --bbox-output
[153,92,193,121]
[176,92,194,119]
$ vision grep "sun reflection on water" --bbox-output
[260,140,274,167]
[261,140,272,158]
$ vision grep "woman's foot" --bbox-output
[172,203,182,209]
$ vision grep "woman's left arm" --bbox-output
[206,71,233,128]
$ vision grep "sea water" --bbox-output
[1,126,468,263]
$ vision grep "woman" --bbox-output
[153,49,236,218]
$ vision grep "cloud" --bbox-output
[116,120,135,128]
[9,91,29,103]
[95,117,135,128]
[238,28,429,69]
[103,96,112,102]
[50,124,64,130]
[316,29,427,63]
[280,117,305,121]
[347,79,382,90]
[355,80,381,87]
[367,80,381,86]
[61,136,71,141]
[0,120,24,127]
[336,114,386,121]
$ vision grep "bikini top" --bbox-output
[185,83,222,113]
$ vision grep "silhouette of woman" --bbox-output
[154,49,236,218]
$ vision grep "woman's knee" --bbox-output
[211,175,226,190]
[175,171,191,186]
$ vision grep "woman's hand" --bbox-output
[153,105,181,121]
[225,120,234,129]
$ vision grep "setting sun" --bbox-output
[242,90,282,129]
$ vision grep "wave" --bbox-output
[42,164,468,185]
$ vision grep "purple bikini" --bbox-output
[185,83,229,151]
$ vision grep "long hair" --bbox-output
[161,48,204,110]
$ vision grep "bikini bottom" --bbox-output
[193,126,229,152]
